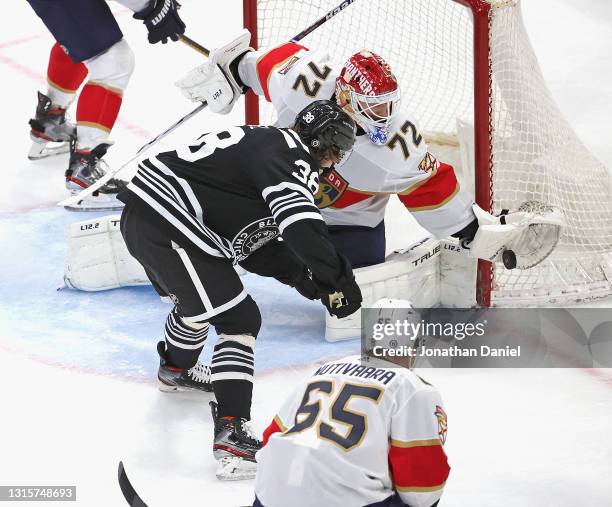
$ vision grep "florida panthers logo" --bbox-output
[418,152,440,174]
[232,218,279,262]
[314,169,348,209]
[435,405,448,445]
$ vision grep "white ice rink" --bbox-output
[1,1,612,506]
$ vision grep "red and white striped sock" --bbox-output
[46,42,88,110]
[76,83,123,151]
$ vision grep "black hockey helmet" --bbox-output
[293,100,356,164]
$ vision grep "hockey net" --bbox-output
[243,0,612,307]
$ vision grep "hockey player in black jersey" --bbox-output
[118,100,361,479]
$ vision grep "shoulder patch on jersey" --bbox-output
[418,152,440,174]
[314,169,349,208]
[278,55,301,75]
[435,405,448,445]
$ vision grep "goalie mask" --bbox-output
[335,50,400,145]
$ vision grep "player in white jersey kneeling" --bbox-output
[253,301,449,507]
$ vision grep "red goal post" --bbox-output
[242,0,612,307]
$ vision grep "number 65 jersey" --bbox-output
[255,356,450,507]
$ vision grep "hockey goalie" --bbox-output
[64,30,564,330]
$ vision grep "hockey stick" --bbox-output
[179,35,210,57]
[58,0,357,209]
[290,0,358,42]
[118,461,149,507]
[58,36,211,209]
[58,102,208,207]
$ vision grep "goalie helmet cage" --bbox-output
[243,0,612,307]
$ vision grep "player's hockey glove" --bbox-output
[290,267,322,300]
[134,0,186,44]
[319,255,362,319]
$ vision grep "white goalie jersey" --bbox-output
[238,44,475,238]
[255,356,450,507]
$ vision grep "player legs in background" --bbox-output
[25,0,185,209]
[28,43,85,160]
[26,0,131,208]
[327,220,386,268]
[120,200,262,478]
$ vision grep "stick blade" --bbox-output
[118,461,148,507]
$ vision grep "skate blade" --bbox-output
[158,379,213,393]
[28,140,70,160]
[63,193,125,212]
[158,381,178,393]
[215,456,256,481]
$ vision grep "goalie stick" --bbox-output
[57,100,208,208]
[290,0,358,42]
[118,461,148,507]
[58,0,360,210]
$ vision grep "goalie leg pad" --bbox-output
[64,214,149,291]
[325,241,441,341]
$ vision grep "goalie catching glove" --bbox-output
[176,30,253,114]
[465,201,565,269]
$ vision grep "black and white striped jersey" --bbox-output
[119,125,347,289]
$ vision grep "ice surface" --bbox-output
[1,1,611,506]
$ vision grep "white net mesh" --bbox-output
[250,0,612,305]
[254,0,474,135]
[487,1,612,303]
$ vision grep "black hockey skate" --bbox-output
[157,341,213,393]
[64,141,126,211]
[210,400,262,480]
[28,91,75,160]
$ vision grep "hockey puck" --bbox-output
[502,249,517,269]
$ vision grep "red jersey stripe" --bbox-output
[256,43,307,101]
[331,187,373,208]
[389,442,450,489]
[397,163,460,211]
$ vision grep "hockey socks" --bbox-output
[163,309,209,368]
[46,43,87,109]
[211,334,255,420]
[76,83,123,150]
